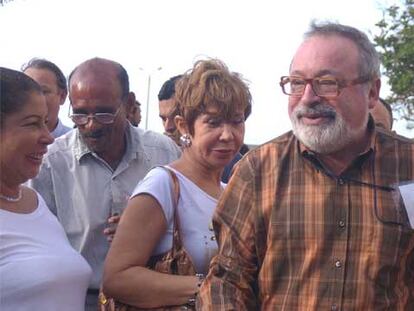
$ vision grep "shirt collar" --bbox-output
[51,118,69,138]
[73,123,142,163]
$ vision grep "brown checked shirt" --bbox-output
[197,128,414,310]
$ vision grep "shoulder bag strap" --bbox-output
[159,166,183,255]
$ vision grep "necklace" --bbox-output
[0,188,22,202]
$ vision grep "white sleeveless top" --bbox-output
[0,192,92,311]
[131,166,221,274]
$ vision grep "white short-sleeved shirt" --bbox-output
[28,125,181,293]
[131,166,221,274]
[0,192,92,311]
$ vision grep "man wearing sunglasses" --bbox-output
[29,57,181,310]
[198,22,414,310]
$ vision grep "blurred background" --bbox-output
[1,0,412,145]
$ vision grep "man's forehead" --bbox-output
[159,99,176,113]
[71,76,117,91]
[24,67,58,86]
[71,66,117,84]
[291,35,359,75]
[71,60,119,85]
[70,70,122,98]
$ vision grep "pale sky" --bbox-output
[1,0,412,144]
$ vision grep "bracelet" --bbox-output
[187,297,196,306]
[195,273,205,288]
[187,274,205,307]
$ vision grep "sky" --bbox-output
[1,0,412,144]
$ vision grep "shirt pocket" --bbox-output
[373,183,413,230]
[370,184,414,270]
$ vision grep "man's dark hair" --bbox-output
[68,58,130,101]
[1,67,42,126]
[379,97,394,129]
[158,75,182,101]
[21,58,67,93]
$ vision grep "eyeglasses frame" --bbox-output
[279,75,372,97]
[68,104,122,126]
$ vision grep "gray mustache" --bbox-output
[294,103,336,119]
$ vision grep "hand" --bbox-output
[103,213,121,242]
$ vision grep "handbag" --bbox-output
[99,166,197,311]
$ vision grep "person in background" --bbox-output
[370,97,393,131]
[127,96,142,126]
[28,57,180,310]
[157,74,243,183]
[157,74,183,144]
[103,59,252,309]
[22,58,72,138]
[0,67,92,311]
[198,22,414,310]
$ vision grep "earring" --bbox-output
[180,134,192,148]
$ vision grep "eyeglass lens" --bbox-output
[285,77,338,96]
[71,113,116,125]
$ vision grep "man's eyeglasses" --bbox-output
[69,106,121,126]
[279,75,372,97]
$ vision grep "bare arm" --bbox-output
[103,194,199,308]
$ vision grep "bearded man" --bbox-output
[198,22,414,310]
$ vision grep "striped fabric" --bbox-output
[197,129,414,310]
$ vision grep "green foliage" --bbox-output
[374,0,414,122]
[0,0,14,6]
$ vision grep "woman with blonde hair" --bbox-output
[102,59,251,309]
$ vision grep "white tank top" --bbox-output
[131,166,221,274]
[0,192,92,311]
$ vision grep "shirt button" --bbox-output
[335,260,342,268]
[338,220,345,228]
[331,304,338,311]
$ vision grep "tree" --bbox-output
[374,0,414,123]
[0,0,15,6]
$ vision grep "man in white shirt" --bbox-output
[22,58,72,138]
[157,75,182,144]
[29,57,181,310]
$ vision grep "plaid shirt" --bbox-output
[198,128,414,310]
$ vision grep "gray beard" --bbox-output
[291,104,367,154]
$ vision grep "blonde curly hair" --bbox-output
[174,59,252,135]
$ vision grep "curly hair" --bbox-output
[174,59,252,135]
